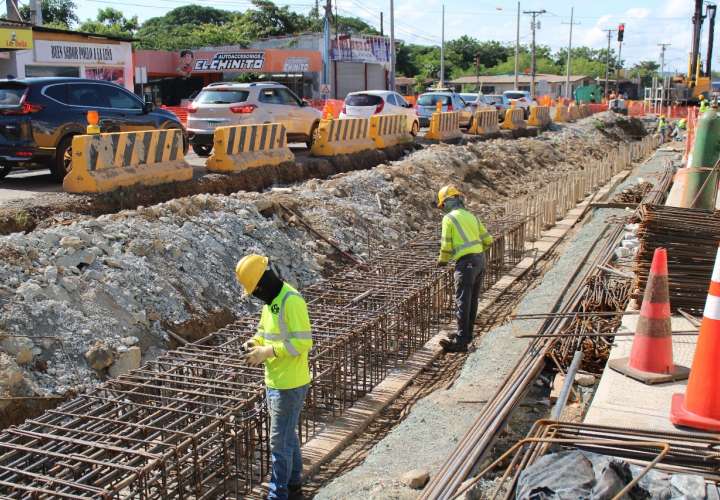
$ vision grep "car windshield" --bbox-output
[417,94,450,106]
[460,94,478,103]
[345,94,383,106]
[0,85,26,108]
[504,92,526,100]
[483,95,502,104]
[195,89,249,104]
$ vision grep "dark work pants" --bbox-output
[454,253,486,345]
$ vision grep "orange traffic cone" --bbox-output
[670,245,720,431]
[608,247,689,384]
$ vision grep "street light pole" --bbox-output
[440,3,445,87]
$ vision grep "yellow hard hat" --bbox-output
[700,95,706,100]
[437,185,461,208]
[660,115,666,119]
[235,254,269,296]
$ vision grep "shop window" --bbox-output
[25,65,79,78]
[85,67,125,86]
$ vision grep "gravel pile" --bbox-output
[0,113,646,399]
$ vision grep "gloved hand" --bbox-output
[245,345,275,366]
[437,261,447,267]
[242,340,256,353]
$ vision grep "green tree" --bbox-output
[20,0,77,28]
[239,0,310,39]
[79,8,138,38]
[628,60,660,87]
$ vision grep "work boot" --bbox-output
[440,338,468,353]
[288,483,304,500]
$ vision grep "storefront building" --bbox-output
[252,33,392,99]
[0,25,133,91]
[134,48,322,106]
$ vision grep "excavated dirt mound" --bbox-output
[0,113,645,424]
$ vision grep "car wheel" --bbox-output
[192,144,212,157]
[411,121,419,136]
[51,135,74,183]
[306,122,319,149]
[0,163,11,180]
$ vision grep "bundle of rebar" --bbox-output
[0,220,528,498]
[456,419,720,500]
[635,204,720,313]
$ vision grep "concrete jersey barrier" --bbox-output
[63,129,192,194]
[207,123,293,173]
[311,118,375,156]
[501,108,526,130]
[528,106,552,128]
[469,109,499,135]
[425,111,462,141]
[369,114,413,149]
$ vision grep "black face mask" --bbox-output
[252,267,284,304]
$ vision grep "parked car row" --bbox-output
[0,76,541,183]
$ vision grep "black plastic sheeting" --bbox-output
[516,450,718,500]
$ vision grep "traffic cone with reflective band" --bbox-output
[608,247,689,384]
[670,245,720,431]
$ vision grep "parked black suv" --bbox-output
[0,78,186,182]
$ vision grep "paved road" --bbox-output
[0,144,312,205]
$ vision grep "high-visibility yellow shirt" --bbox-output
[252,283,313,390]
[700,101,709,113]
[438,208,493,263]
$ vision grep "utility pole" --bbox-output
[380,11,383,36]
[523,9,546,99]
[514,1,520,89]
[29,0,42,25]
[602,29,616,99]
[390,0,395,91]
[475,54,480,92]
[322,0,332,96]
[658,43,670,113]
[562,7,580,99]
[5,0,20,21]
[440,3,445,88]
[658,43,670,78]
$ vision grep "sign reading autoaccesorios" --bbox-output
[35,40,127,65]
[0,27,32,49]
[194,52,265,72]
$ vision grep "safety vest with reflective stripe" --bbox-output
[252,283,313,390]
[438,208,493,263]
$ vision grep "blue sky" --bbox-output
[71,0,705,71]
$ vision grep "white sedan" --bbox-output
[339,90,420,136]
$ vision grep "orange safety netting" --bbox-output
[308,99,344,118]
[161,105,189,124]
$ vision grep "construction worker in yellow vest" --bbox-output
[699,95,709,113]
[436,185,494,353]
[236,254,312,500]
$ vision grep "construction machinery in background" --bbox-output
[647,0,716,111]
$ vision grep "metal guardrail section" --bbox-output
[0,221,529,498]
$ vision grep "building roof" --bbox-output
[32,25,135,43]
[450,73,590,85]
